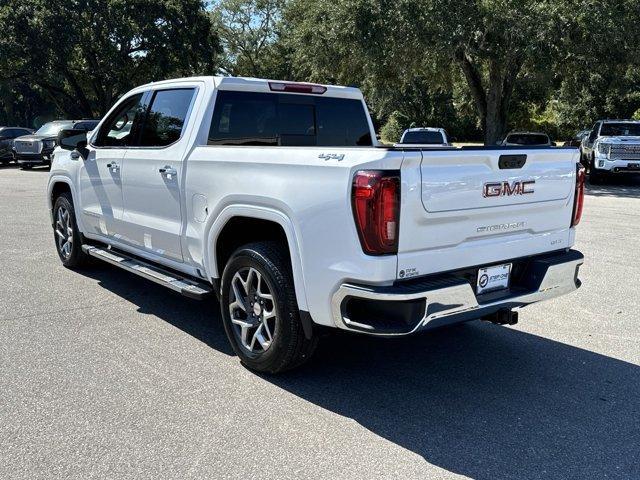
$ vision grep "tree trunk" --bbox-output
[484,60,506,145]
[455,51,522,145]
[484,100,507,145]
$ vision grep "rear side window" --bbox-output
[139,89,196,147]
[208,91,372,147]
[401,131,444,144]
[94,94,145,147]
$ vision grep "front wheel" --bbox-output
[589,157,604,184]
[52,193,91,268]
[220,242,317,373]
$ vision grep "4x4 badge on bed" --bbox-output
[319,153,345,161]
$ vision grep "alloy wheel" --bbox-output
[228,267,277,354]
[55,206,73,260]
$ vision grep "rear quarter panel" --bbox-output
[184,146,404,326]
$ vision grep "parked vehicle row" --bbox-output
[14,120,99,170]
[48,76,585,374]
[397,121,640,185]
[396,128,556,148]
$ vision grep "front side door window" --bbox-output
[94,94,146,147]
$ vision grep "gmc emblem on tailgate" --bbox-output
[483,180,535,197]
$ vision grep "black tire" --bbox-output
[589,157,602,184]
[52,192,91,268]
[220,241,317,373]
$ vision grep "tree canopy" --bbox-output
[0,0,220,122]
[1,0,638,143]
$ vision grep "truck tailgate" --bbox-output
[397,147,579,279]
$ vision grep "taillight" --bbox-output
[352,170,400,255]
[572,164,586,226]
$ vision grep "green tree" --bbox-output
[282,0,605,144]
[212,0,290,78]
[551,0,640,134]
[0,0,221,119]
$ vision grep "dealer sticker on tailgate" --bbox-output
[476,263,512,295]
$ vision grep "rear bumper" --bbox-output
[331,249,584,336]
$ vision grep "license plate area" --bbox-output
[476,263,512,295]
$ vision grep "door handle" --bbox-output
[106,162,120,172]
[159,166,177,176]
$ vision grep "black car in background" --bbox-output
[500,131,555,146]
[0,127,35,164]
[565,129,590,148]
[14,120,99,169]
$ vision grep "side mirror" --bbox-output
[58,129,88,158]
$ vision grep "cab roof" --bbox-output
[137,76,365,100]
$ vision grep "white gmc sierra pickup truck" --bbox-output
[48,76,585,373]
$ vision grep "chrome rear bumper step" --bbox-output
[332,249,584,336]
[81,245,213,300]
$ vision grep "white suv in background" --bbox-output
[581,120,640,182]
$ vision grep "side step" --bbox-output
[82,245,213,300]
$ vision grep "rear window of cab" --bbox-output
[208,91,373,147]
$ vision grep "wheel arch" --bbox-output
[47,176,79,227]
[204,205,309,311]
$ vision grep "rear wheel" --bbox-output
[220,241,317,373]
[52,193,91,268]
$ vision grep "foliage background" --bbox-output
[0,0,638,143]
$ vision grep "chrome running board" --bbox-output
[82,245,212,300]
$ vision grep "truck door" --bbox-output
[79,92,147,238]
[120,87,198,263]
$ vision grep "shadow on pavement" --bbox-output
[79,263,234,356]
[273,325,640,479]
[80,262,639,480]
[586,175,640,198]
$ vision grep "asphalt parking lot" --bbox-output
[1,165,639,480]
